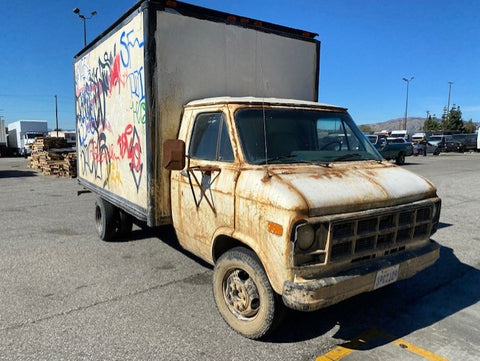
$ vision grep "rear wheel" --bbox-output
[117,210,133,237]
[213,247,284,339]
[395,152,405,165]
[95,198,117,241]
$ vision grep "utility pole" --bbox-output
[55,95,59,137]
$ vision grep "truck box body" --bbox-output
[74,0,320,226]
[7,120,48,155]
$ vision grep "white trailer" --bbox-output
[7,120,48,156]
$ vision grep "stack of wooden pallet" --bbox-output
[30,137,68,152]
[28,137,77,178]
[57,152,77,178]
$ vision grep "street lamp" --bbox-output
[447,81,454,113]
[73,8,97,47]
[402,76,414,130]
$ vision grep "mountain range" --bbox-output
[363,117,479,132]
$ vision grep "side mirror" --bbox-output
[163,139,186,170]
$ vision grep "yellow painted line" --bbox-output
[315,328,380,361]
[315,346,354,361]
[392,338,449,361]
[316,327,449,361]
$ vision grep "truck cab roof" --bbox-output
[185,97,347,111]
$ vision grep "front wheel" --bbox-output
[213,247,283,339]
[395,152,405,165]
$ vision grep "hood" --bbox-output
[267,161,437,217]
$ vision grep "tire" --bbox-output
[433,149,440,156]
[395,152,405,165]
[213,247,283,339]
[95,197,117,241]
[117,210,133,237]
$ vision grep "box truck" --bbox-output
[75,0,441,339]
[7,120,48,156]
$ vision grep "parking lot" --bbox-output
[0,153,479,361]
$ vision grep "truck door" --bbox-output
[171,110,237,262]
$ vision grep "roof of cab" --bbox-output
[184,97,347,111]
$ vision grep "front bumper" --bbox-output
[282,240,440,311]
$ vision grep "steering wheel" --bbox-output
[320,141,342,151]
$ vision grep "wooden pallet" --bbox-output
[28,137,77,178]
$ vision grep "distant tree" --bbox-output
[441,105,465,132]
[423,115,440,131]
[359,124,374,133]
[464,119,477,133]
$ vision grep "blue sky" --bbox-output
[1,0,479,130]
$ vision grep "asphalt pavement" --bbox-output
[0,153,479,361]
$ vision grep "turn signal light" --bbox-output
[267,222,283,236]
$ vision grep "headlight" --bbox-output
[295,224,315,251]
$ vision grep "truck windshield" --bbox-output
[235,108,381,164]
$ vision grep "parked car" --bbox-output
[444,139,465,153]
[413,141,440,156]
[428,135,453,152]
[367,135,413,165]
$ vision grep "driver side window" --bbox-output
[189,112,234,162]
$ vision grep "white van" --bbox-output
[390,130,415,141]
[412,132,426,143]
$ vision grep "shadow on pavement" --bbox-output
[0,169,37,178]
[110,223,476,347]
[118,224,213,269]
[267,246,479,345]
[437,221,453,230]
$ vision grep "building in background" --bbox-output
[7,120,48,156]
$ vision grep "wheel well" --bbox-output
[212,235,254,263]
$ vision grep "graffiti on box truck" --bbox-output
[75,14,147,207]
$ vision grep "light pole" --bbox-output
[447,81,454,113]
[402,76,414,130]
[73,8,97,47]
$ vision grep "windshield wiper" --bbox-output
[332,153,361,162]
[255,155,298,165]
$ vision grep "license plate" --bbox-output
[374,265,399,290]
